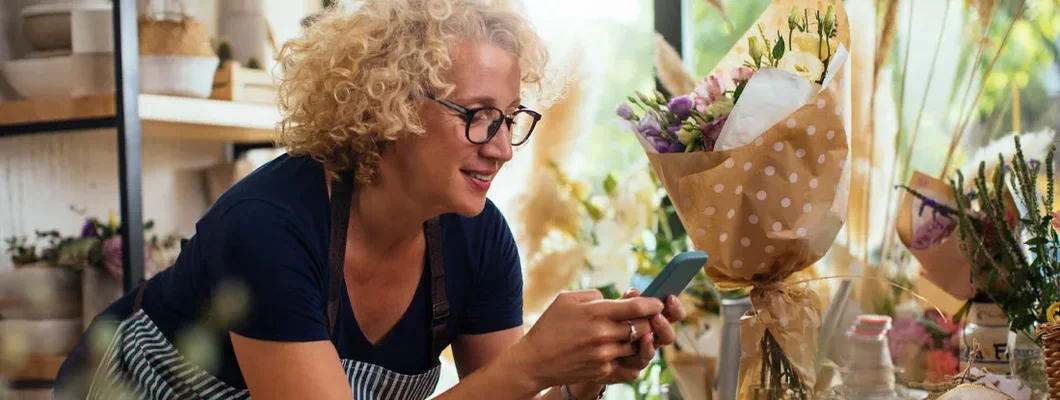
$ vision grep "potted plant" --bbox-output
[944,135,1058,397]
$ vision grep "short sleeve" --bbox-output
[458,202,524,335]
[203,200,329,343]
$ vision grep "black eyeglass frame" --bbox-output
[427,94,541,146]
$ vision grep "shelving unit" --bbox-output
[0,94,281,143]
[0,0,278,294]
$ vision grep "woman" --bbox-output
[54,0,686,399]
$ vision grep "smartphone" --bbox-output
[641,251,708,300]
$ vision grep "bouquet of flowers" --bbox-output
[895,171,1019,302]
[618,1,851,397]
[887,307,961,384]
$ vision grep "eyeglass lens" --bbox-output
[467,109,537,145]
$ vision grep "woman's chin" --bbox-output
[450,196,488,217]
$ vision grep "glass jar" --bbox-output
[1008,328,1047,396]
[960,296,1011,374]
[839,315,898,400]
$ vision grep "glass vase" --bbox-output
[1008,329,1047,396]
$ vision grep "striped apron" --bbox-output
[81,166,450,399]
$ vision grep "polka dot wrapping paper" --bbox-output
[640,0,851,397]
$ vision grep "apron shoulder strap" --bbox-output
[424,217,448,358]
[324,167,450,364]
[326,168,357,336]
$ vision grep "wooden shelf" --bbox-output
[0,94,281,143]
[2,355,65,381]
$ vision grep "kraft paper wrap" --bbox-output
[643,2,850,397]
[896,171,1019,301]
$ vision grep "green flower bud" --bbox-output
[636,91,655,106]
[824,5,835,34]
[788,6,800,30]
[748,36,765,62]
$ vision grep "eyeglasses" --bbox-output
[428,94,541,146]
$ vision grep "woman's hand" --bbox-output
[508,290,665,389]
[613,288,687,373]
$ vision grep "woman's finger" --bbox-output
[621,287,641,299]
[649,313,676,347]
[663,295,687,322]
[618,334,655,370]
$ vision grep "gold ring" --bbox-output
[627,321,637,343]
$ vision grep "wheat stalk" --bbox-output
[941,0,1027,177]
[653,32,697,96]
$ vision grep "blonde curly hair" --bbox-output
[277,0,551,184]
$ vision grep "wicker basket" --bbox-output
[1038,322,1060,399]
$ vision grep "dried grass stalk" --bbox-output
[704,0,733,31]
[966,0,997,33]
[653,32,697,96]
[523,247,586,313]
[874,0,899,84]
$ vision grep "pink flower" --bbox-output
[924,350,959,383]
[910,215,956,250]
[699,115,728,151]
[731,66,755,85]
[692,73,727,112]
[101,236,155,280]
[1051,210,1060,230]
[926,310,960,337]
[888,316,932,355]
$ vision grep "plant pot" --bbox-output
[1037,322,1060,399]
[0,262,81,320]
[81,267,124,329]
[960,299,1011,374]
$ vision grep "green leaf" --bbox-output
[602,173,619,196]
[772,34,786,62]
[1026,237,1050,246]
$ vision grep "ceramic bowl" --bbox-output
[2,55,73,99]
[21,2,112,52]
[140,55,221,98]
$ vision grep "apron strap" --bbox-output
[324,167,449,362]
[326,168,357,336]
[424,217,448,359]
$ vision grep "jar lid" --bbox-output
[852,314,892,336]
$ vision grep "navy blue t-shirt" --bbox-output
[133,154,523,389]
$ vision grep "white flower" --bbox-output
[585,219,637,288]
[790,32,839,61]
[778,50,825,82]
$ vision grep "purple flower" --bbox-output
[667,95,694,120]
[650,137,672,153]
[80,220,98,238]
[666,141,686,153]
[100,236,155,280]
[666,120,682,136]
[910,215,956,250]
[617,103,635,120]
[700,115,728,151]
[635,113,662,138]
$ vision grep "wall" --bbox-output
[0,0,316,269]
